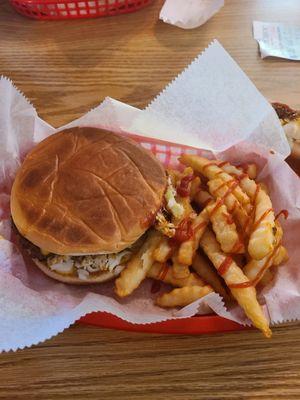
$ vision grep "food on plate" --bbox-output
[177,209,209,265]
[273,102,300,154]
[147,262,205,287]
[192,252,230,301]
[115,230,162,297]
[205,200,244,254]
[11,128,289,337]
[11,127,167,284]
[244,221,288,284]
[273,102,300,174]
[199,228,271,337]
[156,285,213,308]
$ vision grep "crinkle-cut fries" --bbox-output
[115,154,289,337]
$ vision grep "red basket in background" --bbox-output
[10,0,154,20]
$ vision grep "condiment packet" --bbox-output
[0,40,299,352]
[160,0,224,29]
[253,21,300,61]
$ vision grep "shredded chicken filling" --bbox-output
[46,250,132,278]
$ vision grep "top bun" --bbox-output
[11,127,166,255]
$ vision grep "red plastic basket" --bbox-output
[80,313,247,335]
[10,0,154,20]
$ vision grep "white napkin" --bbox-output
[160,0,224,29]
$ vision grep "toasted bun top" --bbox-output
[11,127,166,255]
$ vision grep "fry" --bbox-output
[259,182,269,194]
[171,255,190,279]
[153,236,173,262]
[248,186,276,260]
[244,222,285,284]
[147,262,205,287]
[115,230,161,297]
[177,209,209,265]
[180,155,250,206]
[193,189,213,208]
[218,163,277,254]
[190,176,201,199]
[176,167,195,207]
[192,252,230,301]
[244,245,288,285]
[207,178,250,230]
[206,200,244,254]
[217,161,257,181]
[200,228,272,337]
[178,197,195,221]
[243,163,257,180]
[156,285,213,308]
[273,245,289,266]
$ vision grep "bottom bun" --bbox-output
[33,258,120,285]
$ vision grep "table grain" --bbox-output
[0,1,300,399]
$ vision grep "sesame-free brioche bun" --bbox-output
[33,258,118,284]
[11,127,166,255]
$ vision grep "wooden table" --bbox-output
[0,1,300,399]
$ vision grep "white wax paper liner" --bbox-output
[0,41,299,352]
[1,124,299,351]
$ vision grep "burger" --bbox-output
[11,127,167,284]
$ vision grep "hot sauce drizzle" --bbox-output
[172,218,194,243]
[158,263,169,281]
[231,201,237,214]
[194,220,208,233]
[228,243,282,289]
[242,184,260,233]
[218,256,233,276]
[210,178,236,197]
[230,239,244,253]
[234,172,248,182]
[208,198,224,218]
[275,210,289,221]
[228,280,252,289]
[253,184,260,204]
[210,181,226,197]
[177,174,194,197]
[251,244,281,287]
[223,212,234,225]
[250,208,274,234]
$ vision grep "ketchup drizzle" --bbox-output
[177,174,194,197]
[172,218,194,243]
[230,239,244,254]
[218,257,232,276]
[250,208,274,234]
[158,263,169,281]
[228,243,282,289]
[275,210,289,221]
[218,161,229,168]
